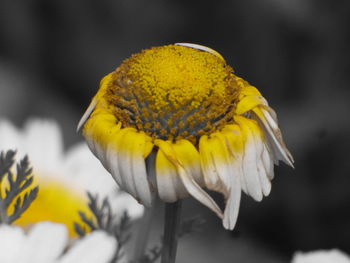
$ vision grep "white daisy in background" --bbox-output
[0,118,144,236]
[292,249,350,263]
[0,221,117,263]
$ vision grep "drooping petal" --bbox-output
[82,108,123,185]
[261,140,275,181]
[58,231,117,263]
[117,129,154,206]
[104,128,130,187]
[234,116,272,202]
[199,132,241,230]
[83,109,154,207]
[155,147,188,203]
[155,139,223,219]
[199,135,227,193]
[82,109,121,167]
[242,116,273,197]
[172,139,204,186]
[222,124,247,194]
[18,222,68,263]
[177,168,223,219]
[222,176,241,230]
[253,107,294,167]
[235,79,293,167]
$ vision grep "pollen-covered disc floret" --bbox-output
[105,45,240,143]
[79,43,294,231]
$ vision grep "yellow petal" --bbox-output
[235,94,268,115]
[236,79,262,97]
[95,73,115,101]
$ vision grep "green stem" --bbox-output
[133,204,155,261]
[161,201,182,263]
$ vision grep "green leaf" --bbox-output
[0,150,39,224]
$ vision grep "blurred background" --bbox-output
[1,0,350,262]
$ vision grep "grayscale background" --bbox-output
[1,1,349,262]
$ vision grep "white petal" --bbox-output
[0,119,21,152]
[23,119,64,174]
[64,143,117,197]
[292,249,350,263]
[222,163,241,230]
[18,222,68,263]
[256,139,271,197]
[261,141,274,181]
[0,225,25,263]
[85,133,109,172]
[238,160,247,194]
[118,149,140,202]
[241,136,263,201]
[111,191,145,219]
[58,231,117,263]
[105,146,124,188]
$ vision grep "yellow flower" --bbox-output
[78,43,294,230]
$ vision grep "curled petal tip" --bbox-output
[77,99,97,133]
[175,43,225,61]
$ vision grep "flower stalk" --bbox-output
[134,206,155,261]
[161,200,182,263]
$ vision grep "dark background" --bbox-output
[1,1,350,262]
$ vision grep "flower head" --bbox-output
[78,43,294,230]
[0,119,143,236]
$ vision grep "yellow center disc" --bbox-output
[105,45,241,144]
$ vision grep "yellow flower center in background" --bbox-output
[11,177,92,237]
[105,45,241,144]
